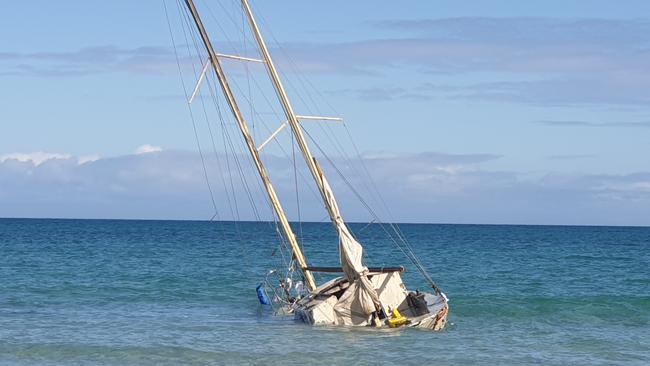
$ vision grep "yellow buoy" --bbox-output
[387,308,408,328]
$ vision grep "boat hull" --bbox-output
[293,272,448,330]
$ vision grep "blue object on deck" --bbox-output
[256,283,271,305]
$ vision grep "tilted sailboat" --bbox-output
[179,0,448,330]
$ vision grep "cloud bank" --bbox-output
[3,17,650,107]
[1,149,648,226]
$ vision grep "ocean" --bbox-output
[0,218,648,365]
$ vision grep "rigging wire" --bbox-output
[186,0,301,280]
[252,5,442,292]
[175,1,240,224]
[180,1,264,223]
[200,0,326,213]
[172,0,442,293]
[163,0,220,222]
[251,8,387,265]
[172,0,277,275]
[291,126,305,251]
[301,126,442,293]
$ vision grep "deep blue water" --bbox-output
[0,218,649,365]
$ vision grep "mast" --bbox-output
[240,4,384,316]
[240,0,340,226]
[240,1,385,318]
[183,0,316,291]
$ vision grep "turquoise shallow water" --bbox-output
[1,218,649,365]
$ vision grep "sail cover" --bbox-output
[320,172,382,324]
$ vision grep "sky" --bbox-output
[1,0,649,226]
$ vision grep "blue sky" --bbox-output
[1,1,649,225]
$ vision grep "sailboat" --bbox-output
[176,0,449,330]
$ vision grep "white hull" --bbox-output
[293,272,448,330]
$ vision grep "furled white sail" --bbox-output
[319,172,382,324]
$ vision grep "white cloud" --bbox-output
[0,152,103,166]
[0,149,648,225]
[134,144,162,155]
[0,152,72,166]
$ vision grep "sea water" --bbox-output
[0,218,648,365]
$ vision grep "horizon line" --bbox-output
[1,216,648,229]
